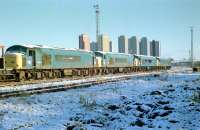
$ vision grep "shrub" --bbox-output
[79,95,96,109]
[192,91,200,103]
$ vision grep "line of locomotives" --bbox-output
[0,44,171,81]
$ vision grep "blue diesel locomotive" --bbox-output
[1,44,171,81]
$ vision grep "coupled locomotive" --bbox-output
[0,44,171,81]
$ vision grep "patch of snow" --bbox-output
[0,71,200,130]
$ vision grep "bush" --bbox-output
[79,95,96,109]
[192,91,200,103]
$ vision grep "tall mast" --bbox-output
[190,26,194,67]
[94,3,100,51]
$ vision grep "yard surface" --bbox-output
[0,68,200,130]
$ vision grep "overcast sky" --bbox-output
[0,0,199,60]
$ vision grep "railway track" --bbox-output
[0,72,161,99]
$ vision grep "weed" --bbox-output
[79,95,97,109]
[192,91,200,103]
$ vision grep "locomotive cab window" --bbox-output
[29,50,33,56]
[6,45,27,54]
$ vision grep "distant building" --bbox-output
[150,40,160,57]
[118,35,128,53]
[109,41,112,52]
[90,41,98,51]
[155,41,160,57]
[150,40,154,56]
[79,34,90,51]
[98,34,110,52]
[128,36,139,55]
[139,37,149,56]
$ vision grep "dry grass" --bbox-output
[79,94,97,109]
[192,91,200,103]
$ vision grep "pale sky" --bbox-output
[0,0,199,60]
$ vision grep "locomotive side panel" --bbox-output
[105,53,133,68]
[158,58,172,70]
[51,49,94,69]
[137,55,157,67]
[95,52,133,68]
[34,48,53,69]
[26,48,94,70]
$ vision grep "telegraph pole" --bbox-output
[190,26,194,67]
[94,3,100,51]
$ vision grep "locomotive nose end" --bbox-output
[5,53,24,70]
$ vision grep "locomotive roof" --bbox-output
[7,44,92,53]
[134,55,157,59]
[95,51,132,56]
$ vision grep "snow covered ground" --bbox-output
[0,70,200,130]
[0,72,160,93]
